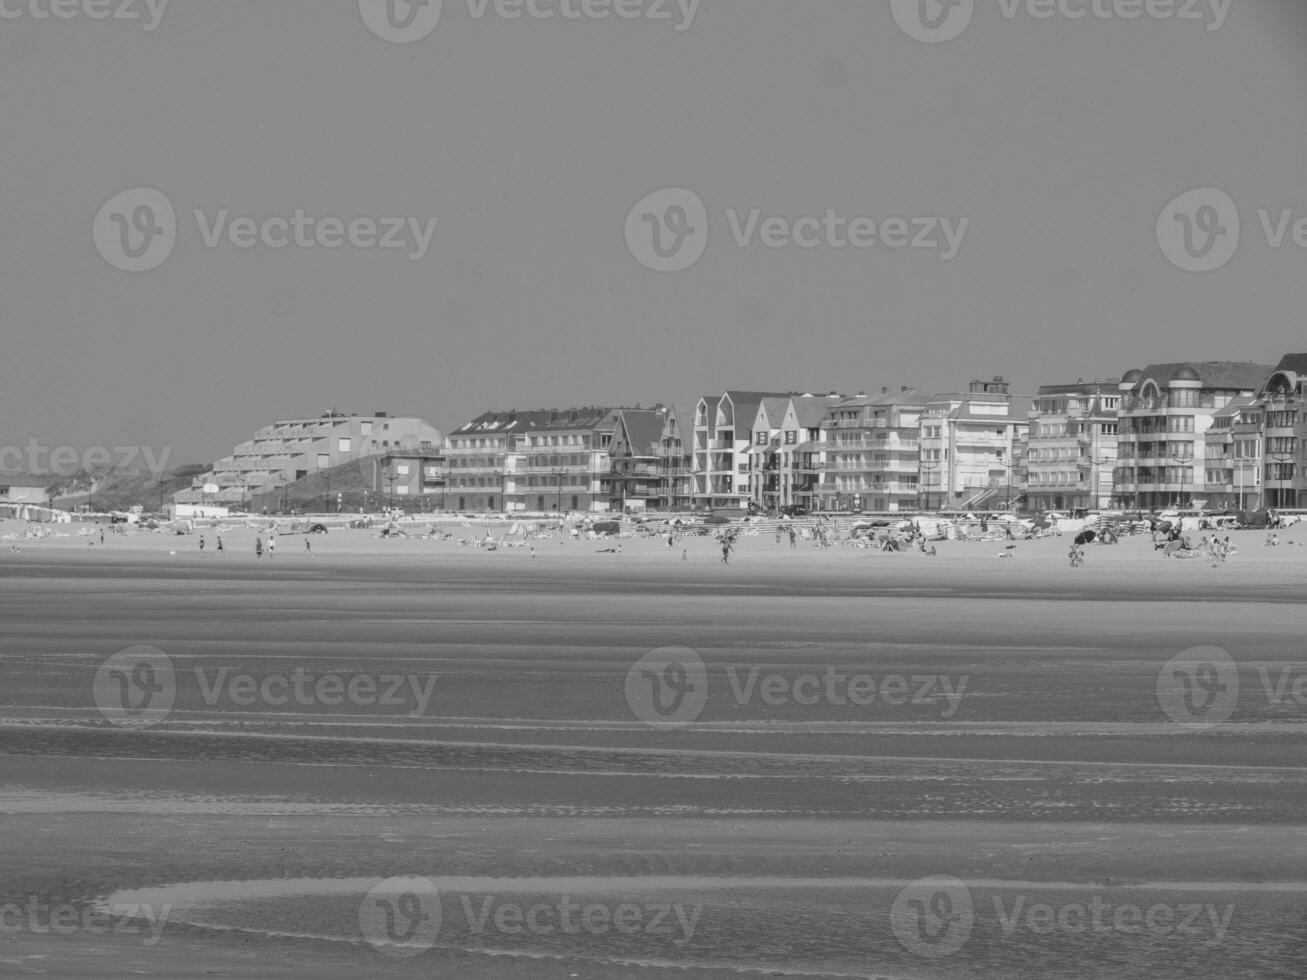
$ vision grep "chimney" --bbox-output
[881,386,890,394]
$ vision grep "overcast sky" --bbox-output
[3,0,1306,465]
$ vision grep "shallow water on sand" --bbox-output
[3,552,1307,977]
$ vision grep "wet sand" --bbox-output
[2,530,1306,977]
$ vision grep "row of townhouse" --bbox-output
[182,354,1304,516]
[1116,356,1307,513]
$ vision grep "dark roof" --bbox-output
[613,410,666,456]
[532,407,627,433]
[1121,369,1143,384]
[1136,362,1274,390]
[451,410,551,436]
[1272,353,1307,376]
[791,395,838,428]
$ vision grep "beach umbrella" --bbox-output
[1074,529,1096,546]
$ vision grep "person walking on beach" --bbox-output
[255,536,264,559]
[199,535,205,552]
[217,535,224,553]
[305,537,311,554]
[721,537,732,564]
[268,534,276,558]
[99,528,104,545]
[789,527,797,549]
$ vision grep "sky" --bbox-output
[3,0,1307,466]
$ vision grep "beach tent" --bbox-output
[1239,509,1269,528]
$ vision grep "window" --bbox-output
[396,485,410,496]
[337,438,351,453]
[396,464,410,476]
[361,422,372,436]
[1268,437,1298,455]
[785,431,797,445]
[1269,463,1297,481]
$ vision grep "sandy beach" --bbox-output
[2,521,1306,978]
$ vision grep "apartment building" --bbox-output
[1114,362,1273,511]
[1202,397,1262,512]
[656,404,695,511]
[745,395,835,512]
[445,410,550,512]
[819,388,927,512]
[520,407,636,513]
[1025,381,1120,512]
[176,412,443,508]
[918,378,1031,511]
[1257,354,1307,509]
[606,408,671,512]
[692,391,792,510]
